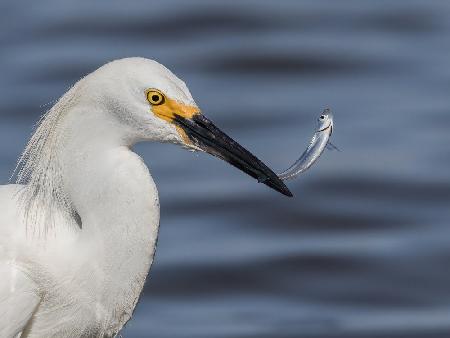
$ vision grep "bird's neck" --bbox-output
[60,110,160,315]
[20,105,160,328]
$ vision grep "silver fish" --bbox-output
[278,109,337,181]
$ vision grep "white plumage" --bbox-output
[0,58,192,337]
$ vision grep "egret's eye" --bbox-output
[146,90,165,106]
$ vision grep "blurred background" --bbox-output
[1,0,450,337]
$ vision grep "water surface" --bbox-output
[1,1,450,337]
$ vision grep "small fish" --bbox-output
[278,109,338,181]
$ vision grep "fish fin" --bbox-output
[326,142,341,152]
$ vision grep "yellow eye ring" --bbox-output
[146,90,165,106]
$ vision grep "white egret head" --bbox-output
[76,57,291,196]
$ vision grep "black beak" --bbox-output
[174,114,293,197]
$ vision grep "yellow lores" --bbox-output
[146,89,200,122]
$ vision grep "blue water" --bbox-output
[1,1,450,337]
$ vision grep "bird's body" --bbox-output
[0,57,291,337]
[0,148,159,337]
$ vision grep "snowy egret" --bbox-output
[0,57,291,337]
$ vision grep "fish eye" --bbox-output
[320,115,325,120]
[146,90,165,106]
